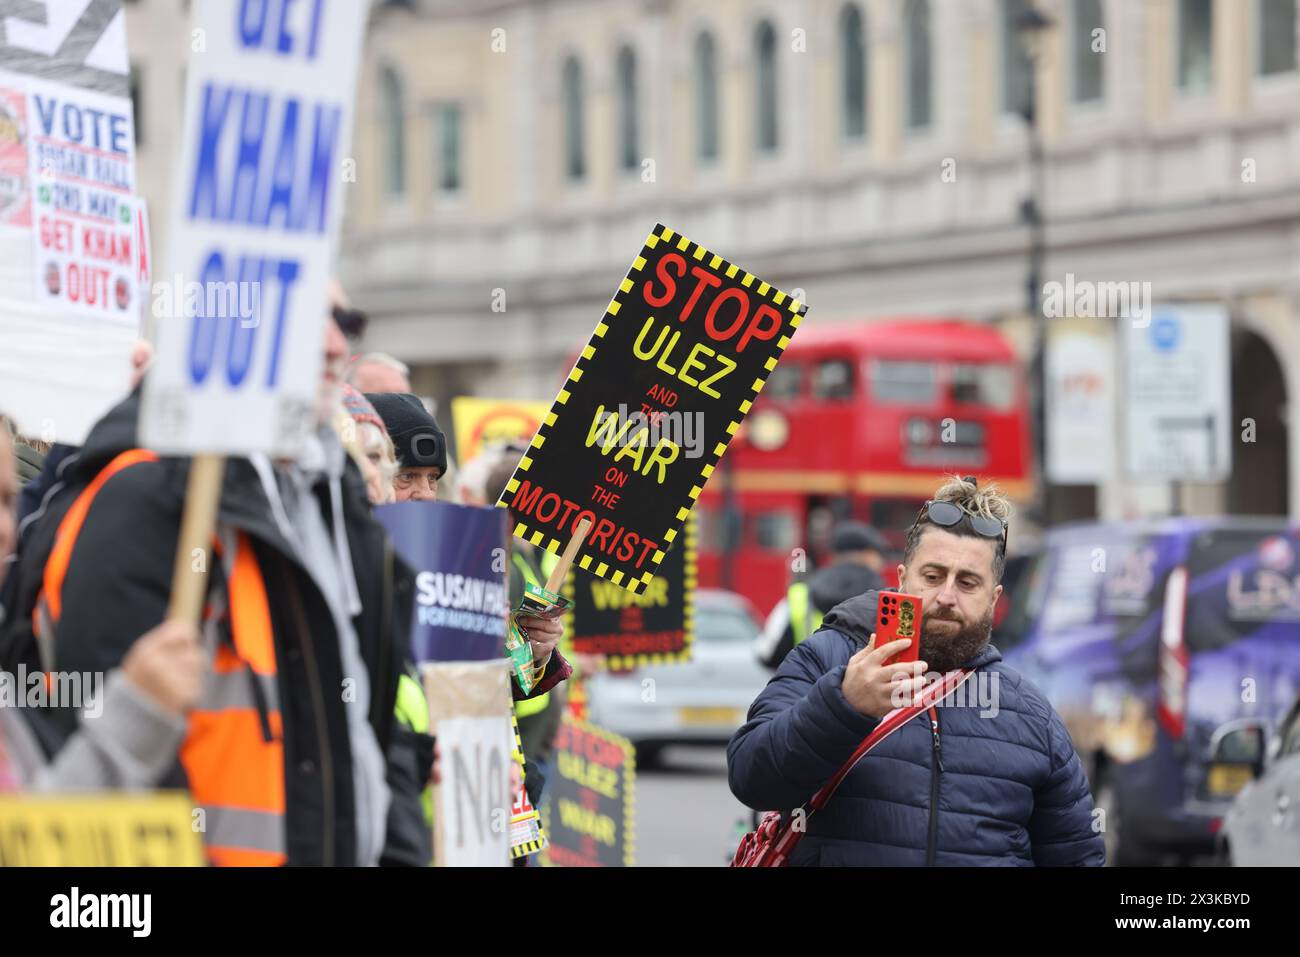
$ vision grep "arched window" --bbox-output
[839,4,867,140]
[754,19,778,152]
[1072,0,1105,102]
[904,0,931,130]
[380,65,405,196]
[562,55,585,181]
[694,31,720,162]
[616,46,639,171]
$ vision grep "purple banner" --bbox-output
[375,501,509,663]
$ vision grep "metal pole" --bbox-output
[1023,53,1051,529]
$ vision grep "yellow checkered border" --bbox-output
[602,511,697,670]
[497,222,807,598]
[508,711,549,860]
[537,716,636,868]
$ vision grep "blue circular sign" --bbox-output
[1151,315,1180,352]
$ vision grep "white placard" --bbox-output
[1122,304,1232,480]
[1046,318,1115,484]
[0,1,140,445]
[437,716,515,867]
[140,0,368,456]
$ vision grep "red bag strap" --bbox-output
[807,667,976,814]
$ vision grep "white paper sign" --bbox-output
[438,716,515,867]
[1122,304,1232,480]
[1046,319,1115,484]
[140,0,368,456]
[0,1,140,445]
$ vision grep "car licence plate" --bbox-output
[678,707,741,726]
[1207,764,1253,797]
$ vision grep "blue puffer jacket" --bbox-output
[728,592,1105,866]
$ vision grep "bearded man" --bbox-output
[727,476,1104,866]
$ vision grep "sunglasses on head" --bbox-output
[910,499,1008,552]
[332,304,369,342]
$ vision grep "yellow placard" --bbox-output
[0,792,205,867]
[450,396,551,463]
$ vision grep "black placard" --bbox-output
[498,224,807,593]
[565,514,695,668]
[539,718,634,868]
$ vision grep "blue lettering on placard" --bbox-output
[239,0,269,48]
[276,0,297,53]
[186,83,340,234]
[190,84,234,219]
[228,91,270,224]
[238,0,327,61]
[189,251,226,385]
[226,256,267,386]
[186,250,303,389]
[264,258,301,387]
[307,0,325,58]
[302,102,340,234]
[31,96,130,156]
[263,99,298,228]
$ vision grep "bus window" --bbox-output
[869,359,938,405]
[814,359,855,401]
[764,360,802,400]
[952,363,1015,410]
[748,510,799,553]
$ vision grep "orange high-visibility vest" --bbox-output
[37,449,288,866]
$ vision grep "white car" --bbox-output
[585,589,771,767]
[1219,695,1300,865]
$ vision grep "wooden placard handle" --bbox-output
[544,517,591,594]
[167,453,225,624]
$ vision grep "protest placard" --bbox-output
[497,224,807,594]
[140,0,368,456]
[565,513,695,668]
[0,0,144,445]
[539,717,635,868]
[424,660,515,867]
[509,713,546,860]
[375,501,510,663]
[451,396,550,463]
[0,794,205,866]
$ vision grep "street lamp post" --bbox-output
[1017,5,1054,530]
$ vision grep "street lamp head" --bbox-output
[1016,6,1055,63]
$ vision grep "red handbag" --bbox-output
[731,668,975,867]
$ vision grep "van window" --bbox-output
[1184,528,1300,653]
[995,552,1049,651]
[1039,537,1168,635]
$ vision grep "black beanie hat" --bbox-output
[366,392,447,472]
[831,521,889,555]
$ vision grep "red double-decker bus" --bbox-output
[696,318,1033,614]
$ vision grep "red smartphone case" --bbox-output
[875,592,922,667]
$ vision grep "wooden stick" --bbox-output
[167,453,225,624]
[545,517,591,594]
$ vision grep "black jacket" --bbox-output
[759,561,885,669]
[0,390,425,866]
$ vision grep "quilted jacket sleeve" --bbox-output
[1028,704,1106,866]
[727,631,880,812]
